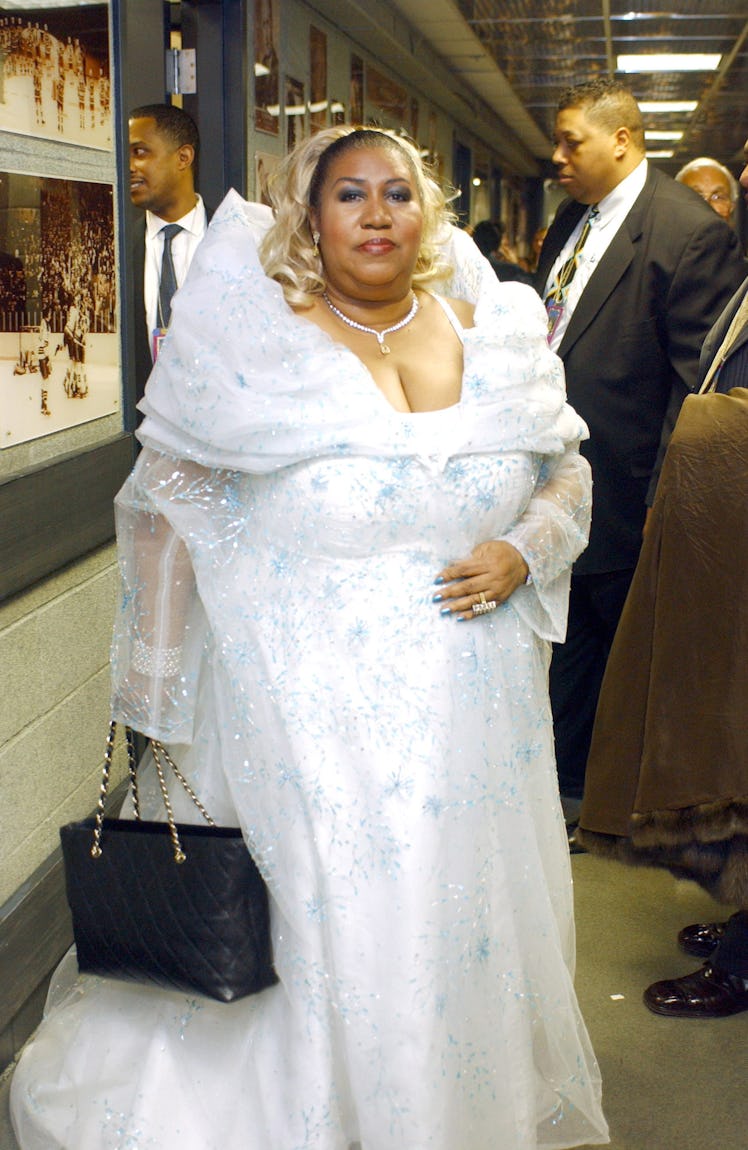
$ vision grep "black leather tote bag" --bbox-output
[60,723,278,1003]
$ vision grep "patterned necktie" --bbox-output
[544,205,599,341]
[158,223,183,328]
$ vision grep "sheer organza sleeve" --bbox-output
[502,445,591,642]
[110,448,210,743]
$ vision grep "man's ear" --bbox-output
[613,127,630,159]
[177,144,195,171]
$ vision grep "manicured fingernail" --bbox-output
[434,576,444,585]
[432,593,443,602]
[440,606,452,616]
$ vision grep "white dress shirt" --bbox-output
[545,160,648,351]
[144,195,207,354]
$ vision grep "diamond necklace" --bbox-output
[322,291,419,355]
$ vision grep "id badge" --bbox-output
[545,300,564,345]
[152,327,168,360]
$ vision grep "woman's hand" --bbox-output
[434,541,529,620]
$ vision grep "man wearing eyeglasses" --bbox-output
[675,156,738,223]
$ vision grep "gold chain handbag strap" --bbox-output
[151,738,215,863]
[90,720,216,865]
[90,721,137,858]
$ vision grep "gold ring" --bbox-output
[479,592,487,605]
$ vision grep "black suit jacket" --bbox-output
[488,254,535,288]
[132,214,151,409]
[698,275,748,394]
[535,165,745,573]
[132,204,214,409]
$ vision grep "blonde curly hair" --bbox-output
[259,126,456,308]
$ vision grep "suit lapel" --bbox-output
[729,321,748,359]
[557,229,634,356]
[556,168,657,359]
[131,215,152,398]
[723,284,748,362]
[535,199,585,294]
[698,276,748,384]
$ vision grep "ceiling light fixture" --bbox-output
[645,131,684,141]
[639,101,698,113]
[618,54,721,73]
[645,150,675,159]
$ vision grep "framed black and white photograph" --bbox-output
[253,0,279,136]
[254,150,280,205]
[349,54,363,126]
[366,66,407,127]
[309,25,326,135]
[285,75,305,152]
[0,0,129,603]
[0,170,118,448]
[0,3,111,151]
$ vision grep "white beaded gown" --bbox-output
[11,192,608,1150]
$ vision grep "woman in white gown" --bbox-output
[11,127,608,1150]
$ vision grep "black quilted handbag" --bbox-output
[60,722,278,1003]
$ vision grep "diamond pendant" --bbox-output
[380,343,391,355]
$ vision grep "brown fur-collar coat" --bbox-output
[578,389,748,908]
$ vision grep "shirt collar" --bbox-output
[595,159,647,226]
[146,194,204,240]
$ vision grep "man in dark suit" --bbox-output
[129,103,211,408]
[535,79,746,845]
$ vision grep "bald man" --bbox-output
[675,156,738,223]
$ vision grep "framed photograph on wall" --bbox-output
[349,54,363,125]
[309,25,327,134]
[254,150,281,205]
[0,171,118,448]
[254,0,279,135]
[285,75,305,152]
[0,4,111,150]
[428,109,437,163]
[366,67,407,127]
[0,0,136,602]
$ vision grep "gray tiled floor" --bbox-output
[1,855,744,1150]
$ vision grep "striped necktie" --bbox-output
[157,223,183,329]
[544,205,599,341]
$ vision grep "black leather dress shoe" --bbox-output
[643,964,748,1018]
[677,921,727,958]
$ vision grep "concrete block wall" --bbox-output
[0,544,122,907]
